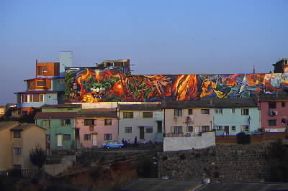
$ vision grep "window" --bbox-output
[173,126,183,134]
[143,112,153,118]
[188,109,193,115]
[201,109,210,114]
[37,66,48,75]
[84,119,94,126]
[282,102,286,107]
[146,128,153,133]
[157,121,162,133]
[244,126,249,132]
[174,109,182,117]
[36,80,46,87]
[14,147,22,155]
[42,120,50,128]
[104,134,112,141]
[231,126,236,131]
[104,119,112,126]
[215,109,223,114]
[13,130,21,138]
[84,134,91,141]
[57,134,63,146]
[216,126,223,130]
[32,94,44,102]
[123,112,133,118]
[268,119,277,126]
[61,119,71,126]
[125,127,132,133]
[187,126,193,132]
[241,109,249,115]
[63,134,71,141]
[268,102,276,109]
[232,108,236,113]
[202,126,210,132]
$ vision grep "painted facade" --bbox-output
[35,105,81,151]
[76,109,118,148]
[212,99,260,135]
[0,106,5,118]
[0,122,46,170]
[163,101,213,136]
[118,103,163,143]
[259,95,288,132]
[65,67,288,103]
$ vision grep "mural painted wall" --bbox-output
[65,68,288,103]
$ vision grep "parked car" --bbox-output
[102,141,124,149]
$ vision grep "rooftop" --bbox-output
[35,112,77,119]
[42,104,82,109]
[77,109,117,118]
[118,103,162,111]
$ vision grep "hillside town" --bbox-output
[1,52,288,190]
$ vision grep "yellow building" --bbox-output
[0,122,46,171]
[0,106,5,118]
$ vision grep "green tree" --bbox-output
[29,146,46,169]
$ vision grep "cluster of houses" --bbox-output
[1,52,288,171]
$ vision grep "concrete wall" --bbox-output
[213,107,260,135]
[163,132,215,151]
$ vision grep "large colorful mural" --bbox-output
[65,68,288,103]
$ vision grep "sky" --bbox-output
[0,0,288,104]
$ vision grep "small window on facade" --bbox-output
[14,147,22,155]
[84,134,91,141]
[215,109,223,114]
[174,109,182,117]
[63,134,71,141]
[244,126,249,132]
[188,109,193,115]
[13,131,21,138]
[104,134,112,141]
[231,126,236,131]
[84,119,94,126]
[201,109,210,114]
[202,126,210,132]
[143,112,153,118]
[125,127,132,133]
[61,119,71,126]
[42,120,50,128]
[282,102,286,107]
[123,112,133,118]
[232,108,236,113]
[146,128,153,133]
[104,119,112,126]
[268,102,276,109]
[36,80,46,87]
[39,94,44,102]
[268,119,277,126]
[37,66,48,76]
[173,126,183,134]
[187,126,193,132]
[241,109,249,115]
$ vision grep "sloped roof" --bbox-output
[35,112,77,119]
[42,104,82,108]
[10,123,45,131]
[118,104,161,111]
[77,109,117,118]
[0,121,20,131]
[162,98,258,109]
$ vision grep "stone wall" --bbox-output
[158,143,271,182]
[163,132,215,152]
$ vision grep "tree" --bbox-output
[29,146,46,169]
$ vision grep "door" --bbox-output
[139,126,145,140]
[224,126,229,135]
[92,134,97,146]
[75,128,80,149]
[57,134,63,147]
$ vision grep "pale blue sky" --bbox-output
[0,0,288,104]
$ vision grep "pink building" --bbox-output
[259,95,288,132]
[75,109,118,148]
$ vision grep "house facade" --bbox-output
[163,100,213,136]
[76,109,118,148]
[212,99,260,135]
[259,95,288,132]
[0,122,46,171]
[35,104,81,151]
[118,103,163,143]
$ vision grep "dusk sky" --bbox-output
[1,0,288,104]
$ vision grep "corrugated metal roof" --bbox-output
[35,112,77,119]
[118,104,162,111]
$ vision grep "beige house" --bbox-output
[0,105,5,118]
[118,103,163,143]
[0,122,46,171]
[162,100,214,136]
